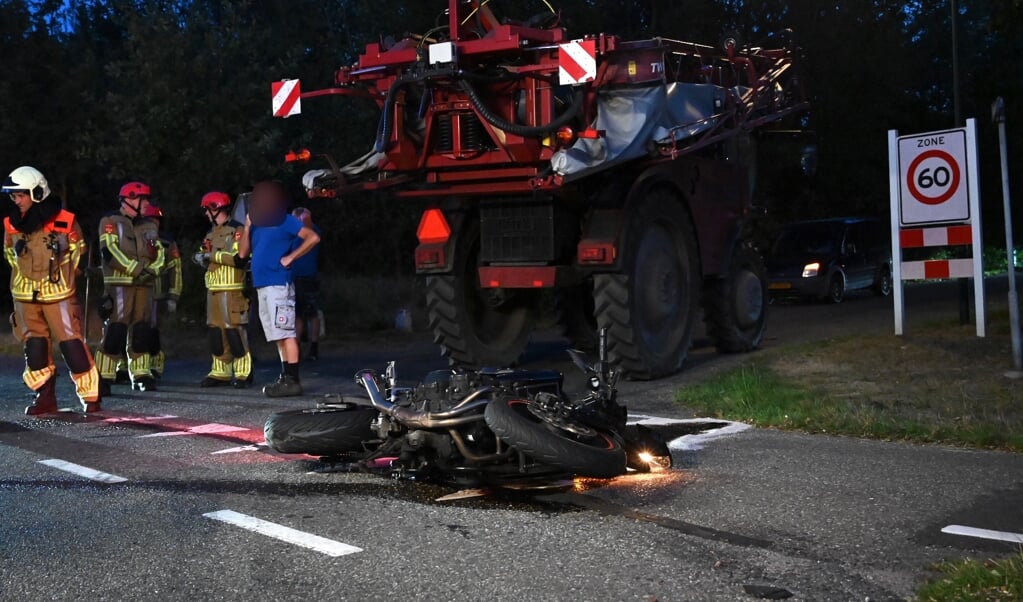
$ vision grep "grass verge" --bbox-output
[915,553,1023,601]
[676,312,1023,451]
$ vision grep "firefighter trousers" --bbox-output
[11,297,100,403]
[95,284,155,383]
[206,290,251,381]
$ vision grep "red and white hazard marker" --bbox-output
[558,40,597,85]
[271,79,302,118]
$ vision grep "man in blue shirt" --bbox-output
[238,181,320,397]
[290,207,322,361]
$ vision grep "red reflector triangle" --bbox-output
[417,209,451,244]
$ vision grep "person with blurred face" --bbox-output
[238,181,319,397]
[289,207,322,361]
[2,166,101,414]
[94,181,165,394]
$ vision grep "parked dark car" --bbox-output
[765,217,892,303]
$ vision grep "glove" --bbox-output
[98,295,114,320]
[233,255,250,269]
[192,252,210,267]
[14,239,27,256]
[137,268,157,284]
[166,299,177,314]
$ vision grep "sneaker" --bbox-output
[200,376,232,388]
[263,375,303,397]
[133,376,157,392]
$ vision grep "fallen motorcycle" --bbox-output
[263,331,671,485]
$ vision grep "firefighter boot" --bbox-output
[25,377,58,415]
[82,398,102,414]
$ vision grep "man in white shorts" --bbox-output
[238,181,320,397]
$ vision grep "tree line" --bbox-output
[1,0,1020,281]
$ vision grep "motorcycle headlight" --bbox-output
[802,262,820,278]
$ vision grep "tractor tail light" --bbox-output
[285,148,312,163]
[578,240,617,265]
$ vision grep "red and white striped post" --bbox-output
[888,119,985,336]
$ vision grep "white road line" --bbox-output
[203,509,362,557]
[138,423,251,438]
[210,443,267,455]
[941,524,1023,544]
[627,414,751,451]
[38,459,128,484]
[101,414,177,424]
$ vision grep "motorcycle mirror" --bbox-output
[566,348,592,374]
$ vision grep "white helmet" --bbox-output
[2,166,50,202]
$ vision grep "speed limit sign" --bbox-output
[896,127,972,225]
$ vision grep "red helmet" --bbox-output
[142,204,163,218]
[201,191,231,212]
[119,181,151,200]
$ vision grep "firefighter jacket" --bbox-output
[153,232,182,301]
[98,212,165,286]
[3,200,85,303]
[201,220,246,292]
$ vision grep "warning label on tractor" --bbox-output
[897,128,970,226]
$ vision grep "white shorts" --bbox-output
[257,284,296,342]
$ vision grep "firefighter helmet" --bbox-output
[119,181,151,200]
[200,191,231,212]
[2,166,50,202]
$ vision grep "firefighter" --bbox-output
[143,203,181,379]
[195,191,252,387]
[94,181,165,394]
[2,166,101,414]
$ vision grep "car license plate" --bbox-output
[768,282,792,290]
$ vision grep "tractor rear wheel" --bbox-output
[702,242,768,353]
[593,190,701,379]
[426,221,538,369]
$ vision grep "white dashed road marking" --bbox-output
[210,443,267,455]
[941,524,1023,544]
[203,509,363,557]
[38,459,128,484]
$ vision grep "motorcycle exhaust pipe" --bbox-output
[357,370,488,429]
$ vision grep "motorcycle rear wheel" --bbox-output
[484,396,627,478]
[264,405,379,456]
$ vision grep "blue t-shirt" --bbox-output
[250,214,304,288]
[290,225,321,279]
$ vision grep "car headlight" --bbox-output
[802,262,820,278]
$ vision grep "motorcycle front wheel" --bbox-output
[484,396,627,478]
[264,405,379,456]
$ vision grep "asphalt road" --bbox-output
[1,278,1020,601]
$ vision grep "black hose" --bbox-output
[376,72,585,151]
[459,78,584,137]
[374,77,414,153]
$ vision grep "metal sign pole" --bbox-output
[888,129,905,335]
[965,118,986,337]
[993,98,1021,369]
